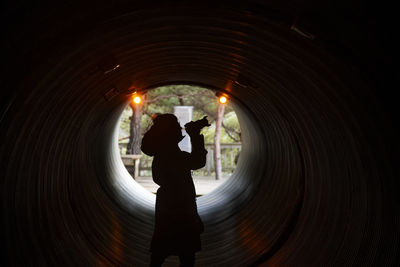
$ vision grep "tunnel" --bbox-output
[1,2,398,266]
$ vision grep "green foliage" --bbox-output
[119,108,132,138]
[119,85,240,145]
[222,111,241,142]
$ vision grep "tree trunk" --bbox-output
[126,101,143,155]
[214,102,225,180]
[178,95,185,106]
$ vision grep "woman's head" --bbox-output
[141,114,184,156]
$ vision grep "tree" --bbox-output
[120,85,241,179]
[214,102,225,180]
[126,95,144,155]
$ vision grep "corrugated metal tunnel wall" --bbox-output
[1,2,398,266]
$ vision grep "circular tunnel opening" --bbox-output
[109,82,268,217]
[117,84,243,196]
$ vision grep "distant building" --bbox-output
[174,106,193,152]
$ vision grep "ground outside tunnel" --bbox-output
[135,176,230,196]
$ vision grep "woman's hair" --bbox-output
[141,114,184,156]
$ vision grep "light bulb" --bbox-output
[133,96,141,104]
[219,96,227,104]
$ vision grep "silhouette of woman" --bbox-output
[141,114,208,267]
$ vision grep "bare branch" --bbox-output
[146,94,178,103]
[193,106,217,122]
[222,122,240,142]
[146,91,207,103]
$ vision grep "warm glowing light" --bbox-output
[219,96,227,104]
[133,96,141,104]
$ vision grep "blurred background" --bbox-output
[118,85,241,195]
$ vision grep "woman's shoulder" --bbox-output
[180,150,190,156]
[155,150,188,163]
[180,150,192,159]
[179,151,193,165]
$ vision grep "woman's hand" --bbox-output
[184,116,210,136]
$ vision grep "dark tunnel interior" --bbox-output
[1,2,398,266]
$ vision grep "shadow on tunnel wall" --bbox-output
[1,1,398,266]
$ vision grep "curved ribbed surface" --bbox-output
[1,3,398,266]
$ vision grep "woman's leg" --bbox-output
[149,253,167,267]
[179,253,195,267]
